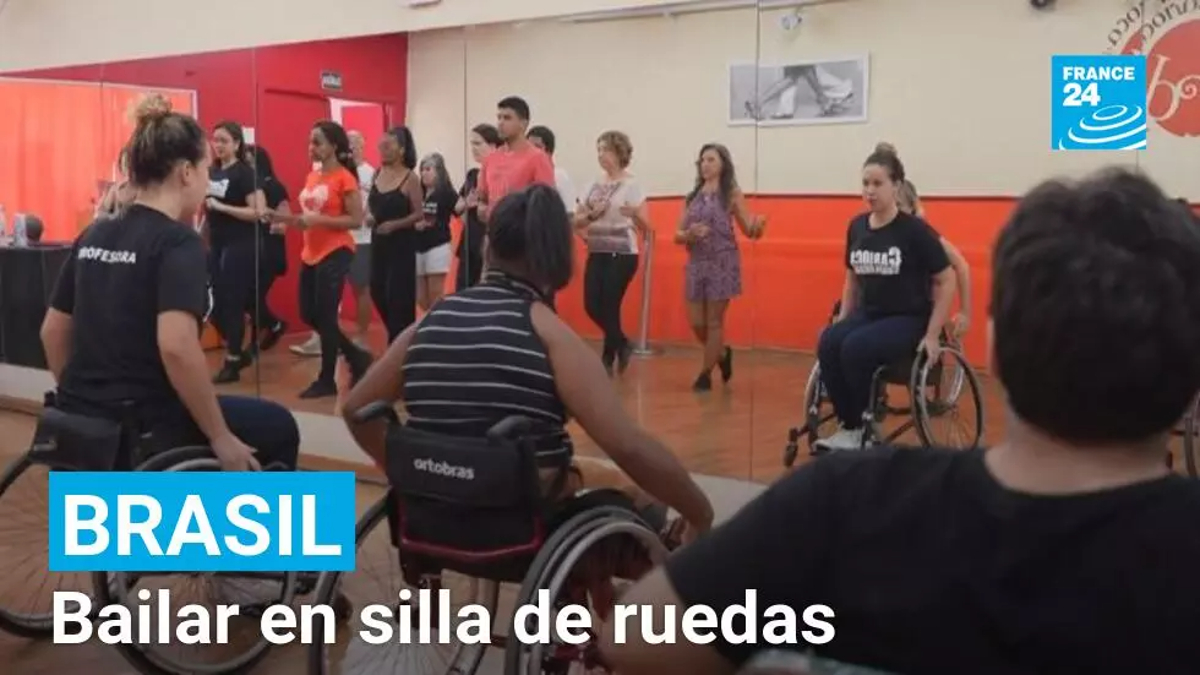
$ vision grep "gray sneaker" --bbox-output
[290,333,321,356]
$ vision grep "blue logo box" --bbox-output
[48,471,358,573]
[1051,54,1147,151]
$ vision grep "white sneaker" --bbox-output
[814,427,865,452]
[290,333,321,356]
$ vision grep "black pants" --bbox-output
[299,248,359,383]
[245,267,282,342]
[211,241,258,357]
[583,252,639,357]
[370,234,417,344]
[456,250,483,291]
[816,311,927,429]
[150,395,300,470]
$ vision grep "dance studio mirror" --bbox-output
[0,52,258,402]
[449,6,763,482]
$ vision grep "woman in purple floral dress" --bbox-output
[674,143,765,391]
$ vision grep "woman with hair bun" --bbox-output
[341,183,715,547]
[813,149,957,452]
[270,120,374,399]
[41,96,299,472]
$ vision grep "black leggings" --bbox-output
[299,248,359,382]
[584,252,639,357]
[211,241,257,357]
[456,250,483,291]
[245,268,282,340]
[370,235,417,344]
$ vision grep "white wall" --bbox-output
[0,0,734,72]
[407,0,1200,198]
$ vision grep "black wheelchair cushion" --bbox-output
[384,421,569,582]
[384,423,540,509]
[28,406,126,472]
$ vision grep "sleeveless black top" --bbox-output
[401,270,569,461]
[368,170,416,250]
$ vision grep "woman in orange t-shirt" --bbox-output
[271,120,373,399]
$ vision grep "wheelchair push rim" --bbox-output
[911,346,985,450]
[505,506,669,675]
[800,364,839,459]
[0,452,98,637]
[96,445,299,675]
[308,494,498,675]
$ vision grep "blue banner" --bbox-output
[1051,54,1148,151]
[48,471,358,572]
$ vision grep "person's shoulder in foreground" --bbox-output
[599,166,1200,675]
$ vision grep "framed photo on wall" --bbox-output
[728,55,870,127]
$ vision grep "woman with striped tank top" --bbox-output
[341,184,713,544]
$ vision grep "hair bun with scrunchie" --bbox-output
[134,94,173,124]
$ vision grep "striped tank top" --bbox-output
[401,270,570,459]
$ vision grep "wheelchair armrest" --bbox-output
[349,401,400,425]
[486,415,537,442]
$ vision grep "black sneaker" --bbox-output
[601,350,615,377]
[213,353,252,384]
[260,321,287,351]
[617,343,633,375]
[345,346,374,386]
[692,372,712,392]
[718,346,733,383]
[299,379,338,399]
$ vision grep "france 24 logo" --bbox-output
[1051,55,1147,151]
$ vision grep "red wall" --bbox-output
[16,34,409,330]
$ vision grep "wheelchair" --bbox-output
[784,304,985,467]
[0,391,314,675]
[308,402,672,675]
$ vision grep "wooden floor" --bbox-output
[213,326,1009,482]
[0,333,1193,673]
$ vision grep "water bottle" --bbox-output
[13,213,26,247]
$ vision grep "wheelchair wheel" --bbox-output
[1184,396,1200,478]
[504,504,669,675]
[911,347,984,450]
[308,493,499,675]
[0,451,97,637]
[795,363,839,461]
[94,445,298,675]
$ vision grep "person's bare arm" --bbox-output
[926,266,956,340]
[40,309,72,381]
[207,193,263,222]
[729,188,762,237]
[941,237,971,319]
[836,272,858,320]
[532,303,713,531]
[342,321,420,469]
[158,311,234,443]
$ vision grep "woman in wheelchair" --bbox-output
[341,183,714,543]
[813,148,957,452]
[39,95,300,472]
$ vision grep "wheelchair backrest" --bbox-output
[383,415,572,565]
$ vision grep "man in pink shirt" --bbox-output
[477,96,556,222]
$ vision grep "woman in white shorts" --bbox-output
[416,153,457,310]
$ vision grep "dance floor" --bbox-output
[0,331,1191,673]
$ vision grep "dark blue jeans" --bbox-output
[816,311,927,429]
[211,241,258,357]
[147,395,301,470]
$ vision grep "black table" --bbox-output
[0,243,72,369]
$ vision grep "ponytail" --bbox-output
[487,184,574,293]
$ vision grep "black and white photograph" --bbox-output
[728,55,869,126]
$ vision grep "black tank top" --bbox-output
[368,170,415,249]
[401,270,569,459]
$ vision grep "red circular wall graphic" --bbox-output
[1120,18,1200,138]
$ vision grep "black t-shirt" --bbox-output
[844,211,949,318]
[664,447,1200,674]
[418,185,456,253]
[458,168,485,259]
[368,173,417,251]
[206,161,257,247]
[51,205,210,416]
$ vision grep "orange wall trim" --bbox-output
[467,194,1015,369]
